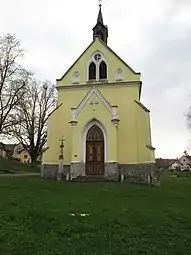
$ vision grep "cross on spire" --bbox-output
[97,0,103,24]
[93,0,108,44]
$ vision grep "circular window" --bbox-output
[94,53,102,61]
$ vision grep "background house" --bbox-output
[0,142,45,164]
[3,144,16,159]
[169,159,182,170]
[3,143,31,163]
[156,151,191,171]
[13,144,44,163]
[179,151,191,171]
[15,148,31,163]
[155,158,176,169]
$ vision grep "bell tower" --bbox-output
[93,4,108,45]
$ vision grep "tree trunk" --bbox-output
[30,152,38,167]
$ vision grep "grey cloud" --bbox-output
[119,2,191,156]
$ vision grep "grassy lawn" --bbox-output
[0,175,191,255]
[0,158,40,174]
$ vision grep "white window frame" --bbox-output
[87,51,108,82]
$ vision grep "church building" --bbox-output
[42,4,156,183]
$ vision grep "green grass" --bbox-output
[0,176,191,255]
[0,158,40,174]
[173,171,191,179]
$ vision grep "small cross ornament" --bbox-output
[90,98,99,110]
[59,136,65,155]
[59,136,65,148]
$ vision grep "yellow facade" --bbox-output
[16,150,31,163]
[15,149,42,164]
[57,38,140,87]
[42,6,155,180]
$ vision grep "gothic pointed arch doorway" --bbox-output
[86,125,104,175]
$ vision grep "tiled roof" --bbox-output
[185,155,191,160]
[168,159,183,166]
[155,158,176,167]
[3,144,16,152]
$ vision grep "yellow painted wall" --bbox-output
[57,38,140,86]
[43,38,155,165]
[71,93,118,162]
[135,103,155,162]
[15,150,43,164]
[43,104,72,164]
[43,84,154,164]
[16,150,31,163]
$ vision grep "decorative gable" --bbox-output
[70,86,119,126]
[57,38,141,87]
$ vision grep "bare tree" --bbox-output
[10,77,56,165]
[0,33,29,135]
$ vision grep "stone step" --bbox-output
[71,175,118,182]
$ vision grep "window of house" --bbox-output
[24,155,28,159]
[89,62,96,80]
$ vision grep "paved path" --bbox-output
[0,173,41,177]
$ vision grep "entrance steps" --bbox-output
[71,175,118,182]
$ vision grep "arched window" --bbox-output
[89,62,96,80]
[99,61,107,79]
[86,125,104,142]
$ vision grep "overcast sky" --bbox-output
[0,0,191,158]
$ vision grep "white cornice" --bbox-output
[57,81,141,90]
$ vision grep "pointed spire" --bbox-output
[93,1,108,44]
[97,4,103,24]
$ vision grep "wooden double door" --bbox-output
[85,125,104,175]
